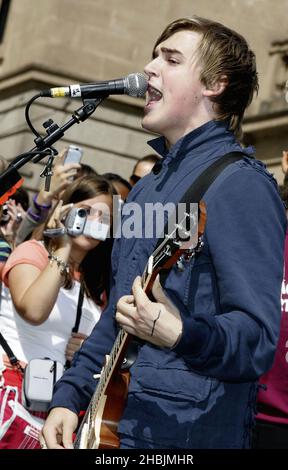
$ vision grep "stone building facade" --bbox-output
[0,0,287,193]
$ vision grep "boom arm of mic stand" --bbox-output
[32,98,104,163]
[0,97,104,203]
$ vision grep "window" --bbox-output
[260,38,288,113]
[270,39,288,99]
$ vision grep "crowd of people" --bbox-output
[0,147,159,448]
[0,14,287,451]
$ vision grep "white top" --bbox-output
[0,282,102,364]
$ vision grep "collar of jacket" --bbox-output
[148,119,232,163]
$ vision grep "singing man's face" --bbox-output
[142,30,207,147]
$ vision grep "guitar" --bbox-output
[74,201,207,449]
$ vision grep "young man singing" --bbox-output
[41,16,286,449]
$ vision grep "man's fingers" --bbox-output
[62,418,76,449]
[132,276,149,308]
[41,408,78,449]
[120,294,135,303]
[115,310,131,326]
[41,426,64,450]
[117,295,134,308]
[151,275,168,304]
[116,299,136,320]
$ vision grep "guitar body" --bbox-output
[94,340,142,447]
[76,353,130,449]
[91,370,130,449]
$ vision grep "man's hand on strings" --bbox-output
[116,275,183,348]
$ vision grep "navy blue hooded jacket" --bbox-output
[51,120,286,448]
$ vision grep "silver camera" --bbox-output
[68,207,110,240]
[43,206,110,241]
[65,207,88,236]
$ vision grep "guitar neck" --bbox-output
[74,325,131,448]
[74,268,153,448]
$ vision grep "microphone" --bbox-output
[40,73,147,99]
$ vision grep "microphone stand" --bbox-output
[0,96,105,203]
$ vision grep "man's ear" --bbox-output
[203,75,228,98]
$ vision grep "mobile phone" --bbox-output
[63,145,83,165]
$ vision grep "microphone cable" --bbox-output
[25,92,42,138]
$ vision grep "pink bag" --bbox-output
[0,369,44,449]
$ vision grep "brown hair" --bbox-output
[153,16,259,134]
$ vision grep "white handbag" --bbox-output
[22,358,64,412]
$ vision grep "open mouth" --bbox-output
[147,85,162,105]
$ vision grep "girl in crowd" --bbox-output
[0,174,114,448]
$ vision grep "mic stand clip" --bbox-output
[39,148,58,192]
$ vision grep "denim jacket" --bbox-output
[51,120,286,448]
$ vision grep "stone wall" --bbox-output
[0,0,287,192]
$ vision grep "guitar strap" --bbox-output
[155,151,246,250]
